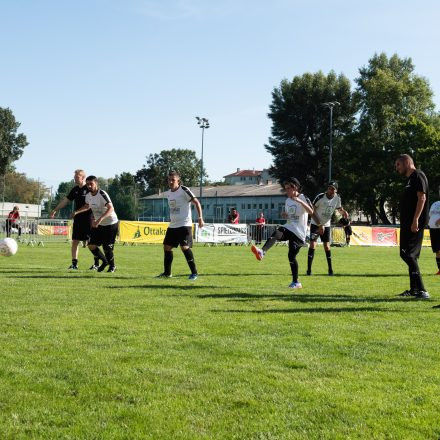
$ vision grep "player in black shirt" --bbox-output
[395,154,429,299]
[50,169,98,270]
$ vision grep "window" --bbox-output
[241,204,245,210]
[247,204,251,209]
[265,204,268,209]
[259,204,263,209]
[252,204,256,209]
[271,203,274,209]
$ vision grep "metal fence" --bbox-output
[0,218,71,245]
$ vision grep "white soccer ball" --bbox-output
[0,238,18,257]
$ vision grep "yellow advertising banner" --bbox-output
[119,221,171,243]
[350,226,373,246]
[422,229,431,247]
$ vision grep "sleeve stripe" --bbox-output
[99,190,111,204]
[181,186,195,199]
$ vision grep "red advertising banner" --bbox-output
[372,227,397,246]
[53,225,69,236]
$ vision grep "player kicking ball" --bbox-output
[251,177,317,289]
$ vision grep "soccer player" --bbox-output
[251,177,316,289]
[428,186,440,275]
[73,176,119,273]
[157,171,204,280]
[307,182,348,276]
[50,169,98,270]
[395,154,429,299]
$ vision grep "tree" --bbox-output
[0,107,29,175]
[107,172,139,220]
[135,148,207,195]
[265,71,356,196]
[342,53,440,223]
[1,170,47,204]
[51,180,76,218]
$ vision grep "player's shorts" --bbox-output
[429,228,440,253]
[400,227,424,260]
[72,213,92,241]
[344,225,352,236]
[89,222,119,247]
[163,226,193,248]
[309,224,331,243]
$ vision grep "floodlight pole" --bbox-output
[322,101,340,182]
[195,117,210,203]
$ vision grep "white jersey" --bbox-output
[284,194,311,242]
[165,185,195,228]
[310,192,341,227]
[85,189,118,226]
[428,201,440,229]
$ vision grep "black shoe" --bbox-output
[306,270,311,276]
[68,264,78,270]
[432,304,440,309]
[398,289,416,297]
[414,290,430,300]
[89,264,99,271]
[97,262,109,272]
[156,273,172,278]
[107,266,116,273]
[328,270,334,276]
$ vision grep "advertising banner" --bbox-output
[119,221,171,243]
[196,224,248,244]
[37,225,70,236]
[371,227,398,246]
[350,226,373,246]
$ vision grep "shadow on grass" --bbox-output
[108,284,222,290]
[211,307,397,314]
[8,275,134,280]
[308,273,403,278]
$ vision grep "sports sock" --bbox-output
[72,258,78,267]
[262,229,284,253]
[436,257,440,269]
[103,246,115,267]
[307,248,315,272]
[325,249,333,272]
[164,250,173,275]
[91,247,107,264]
[183,248,197,274]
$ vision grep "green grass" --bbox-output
[0,243,439,439]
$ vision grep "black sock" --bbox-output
[325,250,333,272]
[436,257,440,270]
[103,246,115,267]
[72,259,78,266]
[262,229,284,253]
[91,248,107,264]
[183,248,197,274]
[164,250,173,275]
[307,248,315,272]
[94,257,100,266]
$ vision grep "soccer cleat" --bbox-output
[432,304,440,309]
[398,289,416,297]
[97,262,109,272]
[89,264,99,270]
[188,273,198,281]
[414,290,430,300]
[68,264,78,270]
[306,270,311,276]
[328,270,334,276]
[107,266,116,273]
[435,270,440,275]
[288,281,302,289]
[156,273,172,278]
[251,245,264,261]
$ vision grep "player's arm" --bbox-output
[337,207,349,218]
[293,196,314,215]
[73,204,91,217]
[191,197,204,228]
[50,197,70,218]
[412,191,427,232]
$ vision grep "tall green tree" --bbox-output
[265,71,356,196]
[107,172,138,220]
[135,148,207,195]
[342,53,439,223]
[0,107,29,175]
[2,170,47,204]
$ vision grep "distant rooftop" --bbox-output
[223,168,263,178]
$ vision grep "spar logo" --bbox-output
[376,231,395,242]
[132,227,141,239]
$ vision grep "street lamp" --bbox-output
[322,101,340,182]
[195,116,210,202]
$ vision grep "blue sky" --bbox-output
[2,0,439,193]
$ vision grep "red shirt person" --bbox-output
[6,206,21,237]
[228,208,240,224]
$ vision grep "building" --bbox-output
[139,183,287,223]
[223,168,275,186]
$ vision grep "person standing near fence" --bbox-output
[395,154,429,299]
[307,182,348,276]
[73,176,119,273]
[228,208,240,224]
[50,169,98,270]
[157,171,204,280]
[251,177,316,289]
[6,206,21,238]
[255,212,266,244]
[428,186,440,275]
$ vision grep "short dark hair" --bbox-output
[168,171,181,180]
[86,175,98,182]
[283,177,302,191]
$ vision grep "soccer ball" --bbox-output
[0,238,18,257]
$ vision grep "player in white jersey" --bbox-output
[157,171,204,280]
[428,186,440,275]
[251,177,317,289]
[307,181,348,276]
[73,176,119,273]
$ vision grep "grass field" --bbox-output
[0,242,439,439]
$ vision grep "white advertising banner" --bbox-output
[196,224,248,244]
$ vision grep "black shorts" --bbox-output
[72,213,92,241]
[344,225,352,236]
[89,222,119,247]
[163,226,193,248]
[276,227,304,250]
[429,228,440,253]
[310,224,331,243]
[400,228,424,259]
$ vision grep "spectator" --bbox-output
[228,208,240,224]
[6,206,21,238]
[255,212,266,244]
